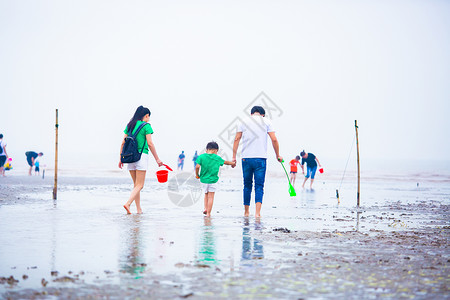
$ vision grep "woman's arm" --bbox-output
[118,134,127,169]
[146,134,163,167]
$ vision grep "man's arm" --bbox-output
[232,132,242,162]
[224,160,236,168]
[268,132,283,162]
[315,157,321,167]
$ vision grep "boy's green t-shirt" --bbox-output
[123,121,154,154]
[196,153,225,184]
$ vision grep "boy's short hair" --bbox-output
[206,141,219,150]
[250,106,265,116]
[296,155,301,160]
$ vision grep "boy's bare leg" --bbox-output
[203,193,208,215]
[244,205,250,217]
[206,192,215,217]
[255,202,262,218]
[292,173,296,186]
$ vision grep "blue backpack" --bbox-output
[120,123,148,164]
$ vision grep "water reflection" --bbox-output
[119,215,146,279]
[197,217,217,266]
[241,218,264,263]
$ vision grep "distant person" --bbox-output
[192,151,199,169]
[34,155,45,177]
[119,106,164,214]
[300,150,322,189]
[0,134,8,177]
[195,141,236,217]
[232,106,283,218]
[25,151,43,176]
[178,151,185,170]
[289,155,301,186]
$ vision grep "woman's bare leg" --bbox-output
[124,170,146,214]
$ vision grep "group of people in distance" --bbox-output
[119,105,320,218]
[176,150,199,171]
[289,151,322,189]
[0,134,45,177]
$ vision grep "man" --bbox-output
[233,106,283,218]
[300,150,321,189]
[25,151,43,176]
[0,134,8,177]
[177,151,185,171]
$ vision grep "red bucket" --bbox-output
[156,170,169,183]
[319,167,324,174]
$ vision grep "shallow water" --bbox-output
[0,174,449,296]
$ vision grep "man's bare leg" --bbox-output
[255,202,262,218]
[302,177,308,188]
[244,205,250,217]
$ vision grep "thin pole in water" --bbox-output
[53,109,59,200]
[355,120,360,207]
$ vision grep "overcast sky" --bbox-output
[1,0,449,172]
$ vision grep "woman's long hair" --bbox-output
[126,106,151,134]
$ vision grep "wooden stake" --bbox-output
[355,120,360,207]
[53,109,59,200]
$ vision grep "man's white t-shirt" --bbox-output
[237,115,274,159]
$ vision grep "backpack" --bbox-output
[120,122,149,164]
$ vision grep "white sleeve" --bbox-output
[237,122,244,133]
[266,119,275,132]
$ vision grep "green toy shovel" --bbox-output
[280,160,296,197]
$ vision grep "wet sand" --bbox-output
[0,173,449,299]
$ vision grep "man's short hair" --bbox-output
[0,134,3,139]
[300,150,306,157]
[251,106,265,116]
[206,141,219,150]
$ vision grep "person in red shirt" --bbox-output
[289,156,301,186]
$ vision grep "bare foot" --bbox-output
[255,214,261,218]
[206,213,211,217]
[123,204,131,214]
[244,212,250,217]
[137,210,143,214]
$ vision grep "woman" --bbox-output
[119,106,163,214]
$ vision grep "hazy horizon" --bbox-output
[1,0,449,174]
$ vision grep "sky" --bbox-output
[1,0,449,173]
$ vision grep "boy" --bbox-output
[289,155,301,186]
[195,142,236,217]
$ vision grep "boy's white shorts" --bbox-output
[201,182,218,193]
[127,153,149,171]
